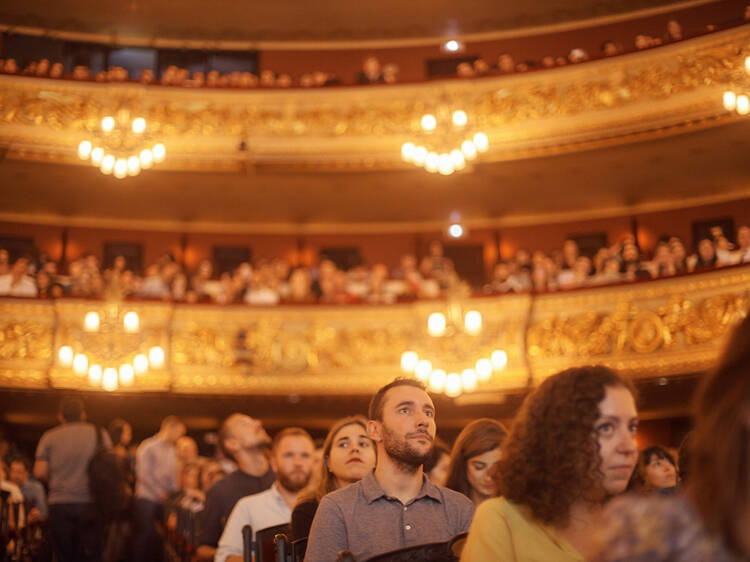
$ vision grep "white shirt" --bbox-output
[0,274,37,297]
[214,483,291,562]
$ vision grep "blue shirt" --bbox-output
[135,434,178,503]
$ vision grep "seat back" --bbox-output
[274,532,290,562]
[291,536,308,562]
[242,524,253,562]
[255,523,290,562]
[364,533,465,562]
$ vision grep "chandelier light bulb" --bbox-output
[445,373,462,397]
[476,358,493,380]
[90,147,104,165]
[464,310,482,335]
[127,156,141,176]
[723,91,737,111]
[401,142,416,162]
[139,148,154,169]
[461,369,478,392]
[78,140,92,160]
[123,311,140,333]
[461,140,477,160]
[58,345,74,367]
[102,368,118,391]
[745,56,750,72]
[100,155,115,175]
[119,364,135,386]
[413,146,428,165]
[428,369,447,392]
[133,353,149,375]
[491,349,508,370]
[114,158,128,179]
[149,346,165,368]
[448,223,464,238]
[415,359,432,381]
[737,95,750,116]
[88,364,103,385]
[427,312,447,337]
[73,353,88,376]
[101,116,115,132]
[452,110,468,127]
[84,311,100,332]
[438,153,454,175]
[425,152,439,173]
[473,132,489,152]
[152,144,166,162]
[445,40,460,52]
[421,114,437,131]
[450,149,466,170]
[132,117,146,134]
[401,351,419,372]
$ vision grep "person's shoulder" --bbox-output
[437,485,473,506]
[474,496,524,523]
[322,479,364,506]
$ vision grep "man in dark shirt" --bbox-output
[195,413,274,560]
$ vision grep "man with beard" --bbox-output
[305,379,474,561]
[215,427,315,562]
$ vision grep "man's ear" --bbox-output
[367,420,382,443]
[270,452,279,474]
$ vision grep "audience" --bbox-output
[627,445,678,495]
[291,415,376,540]
[8,457,47,522]
[305,379,475,561]
[423,437,451,487]
[461,366,638,561]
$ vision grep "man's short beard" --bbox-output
[278,471,310,493]
[382,426,433,472]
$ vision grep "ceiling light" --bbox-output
[448,223,464,238]
[444,40,462,52]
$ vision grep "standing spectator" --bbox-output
[133,416,185,562]
[34,397,111,562]
[9,457,47,521]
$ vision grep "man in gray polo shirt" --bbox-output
[305,379,475,561]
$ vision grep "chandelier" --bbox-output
[57,302,165,391]
[400,109,488,175]
[400,304,507,398]
[722,56,750,115]
[77,109,166,178]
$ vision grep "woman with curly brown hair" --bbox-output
[460,365,638,561]
[444,418,507,506]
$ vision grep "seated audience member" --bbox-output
[648,241,676,278]
[627,445,678,495]
[669,236,689,272]
[49,62,63,78]
[383,63,399,84]
[541,55,556,68]
[555,56,569,66]
[291,416,375,540]
[689,238,717,271]
[215,427,315,562]
[461,366,638,561]
[200,459,225,492]
[457,62,475,77]
[195,414,274,560]
[423,438,451,487]
[568,48,589,63]
[357,56,384,84]
[445,419,507,507]
[9,457,47,521]
[420,240,454,288]
[305,379,474,561]
[473,58,490,76]
[589,313,750,561]
[0,461,25,530]
[0,257,38,297]
[497,53,515,74]
[601,41,621,56]
[0,249,9,275]
[635,34,654,50]
[3,58,18,73]
[734,225,750,263]
[666,19,683,41]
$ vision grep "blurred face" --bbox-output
[272,435,315,493]
[738,227,750,249]
[467,447,501,503]
[8,461,28,486]
[427,452,450,486]
[177,436,198,462]
[167,423,186,444]
[644,454,677,489]
[371,385,436,469]
[327,423,376,487]
[228,415,271,452]
[595,386,639,496]
[698,239,715,261]
[498,54,514,73]
[182,466,200,491]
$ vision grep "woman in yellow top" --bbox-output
[461,365,639,561]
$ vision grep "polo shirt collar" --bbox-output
[362,470,443,505]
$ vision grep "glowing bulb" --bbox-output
[448,223,464,238]
[427,313,446,337]
[464,310,482,335]
[149,346,165,368]
[78,140,92,160]
[425,152,439,173]
[119,364,135,386]
[101,116,115,132]
[73,354,88,376]
[450,149,465,170]
[413,146,427,165]
[132,117,146,134]
[421,114,437,131]
[415,360,432,381]
[401,351,419,372]
[401,142,416,162]
[114,158,128,179]
[445,40,460,52]
[745,56,750,72]
[123,311,139,333]
[428,369,447,392]
[103,368,118,391]
[445,373,462,397]
[461,369,478,392]
[491,349,508,370]
[90,147,104,165]
[127,156,141,176]
[476,358,492,380]
[139,148,153,169]
[461,140,477,160]
[152,144,166,163]
[84,311,100,332]
[88,364,102,385]
[723,91,737,111]
[452,110,467,127]
[133,353,148,375]
[100,154,115,175]
[58,346,73,367]
[438,153,454,175]
[737,95,750,115]
[473,132,489,152]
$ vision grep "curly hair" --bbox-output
[494,365,635,527]
[445,418,507,499]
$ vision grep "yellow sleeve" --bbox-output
[460,499,515,562]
